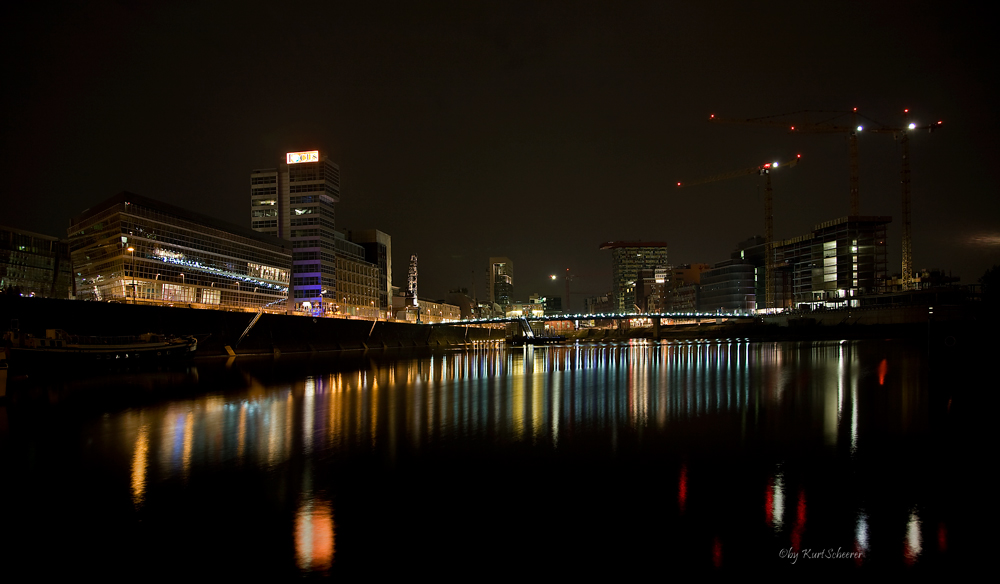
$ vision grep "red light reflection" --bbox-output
[678,464,688,514]
[790,489,806,551]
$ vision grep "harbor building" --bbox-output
[699,261,757,312]
[772,216,890,310]
[599,241,669,313]
[0,225,73,298]
[347,229,392,313]
[68,192,291,311]
[331,230,380,318]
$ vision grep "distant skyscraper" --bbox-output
[251,150,377,315]
[599,241,669,313]
[488,257,513,306]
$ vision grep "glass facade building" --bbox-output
[773,216,890,309]
[599,241,669,313]
[699,261,757,312]
[0,225,73,298]
[68,192,292,311]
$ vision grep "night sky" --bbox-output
[3,1,997,303]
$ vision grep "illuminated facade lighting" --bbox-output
[68,192,292,310]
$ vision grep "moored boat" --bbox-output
[2,328,197,373]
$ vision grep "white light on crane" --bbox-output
[857,125,863,132]
[908,123,916,130]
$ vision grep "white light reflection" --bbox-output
[904,508,922,564]
[855,510,869,554]
[304,377,315,455]
[768,470,785,532]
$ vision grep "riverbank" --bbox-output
[0,296,495,359]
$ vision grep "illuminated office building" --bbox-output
[250,151,334,312]
[599,241,669,313]
[68,192,291,310]
[773,216,890,310]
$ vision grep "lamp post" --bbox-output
[126,246,135,304]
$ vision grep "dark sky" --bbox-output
[3,1,998,303]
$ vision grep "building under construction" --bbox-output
[773,215,890,310]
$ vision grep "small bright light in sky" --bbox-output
[908,123,916,129]
[550,275,557,280]
[857,125,863,131]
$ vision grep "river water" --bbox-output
[0,339,976,575]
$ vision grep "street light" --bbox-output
[126,246,135,304]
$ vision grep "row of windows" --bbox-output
[251,187,277,196]
[289,184,324,194]
[252,198,277,207]
[293,263,320,273]
[289,167,324,182]
[290,217,336,230]
[251,209,278,218]
[293,250,337,264]
[252,220,278,228]
[293,205,335,218]
[289,195,335,208]
[251,176,277,185]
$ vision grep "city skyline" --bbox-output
[3,2,997,301]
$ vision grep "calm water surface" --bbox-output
[0,339,976,575]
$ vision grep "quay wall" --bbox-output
[0,297,495,357]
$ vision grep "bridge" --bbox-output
[451,311,752,325]
[441,311,754,339]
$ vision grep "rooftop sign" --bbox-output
[286,150,319,164]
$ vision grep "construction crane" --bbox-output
[677,154,801,310]
[710,109,864,215]
[865,110,943,290]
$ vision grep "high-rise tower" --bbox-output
[250,150,350,313]
[488,257,513,306]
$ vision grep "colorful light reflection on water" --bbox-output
[1,339,969,574]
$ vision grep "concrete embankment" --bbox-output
[0,296,495,357]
